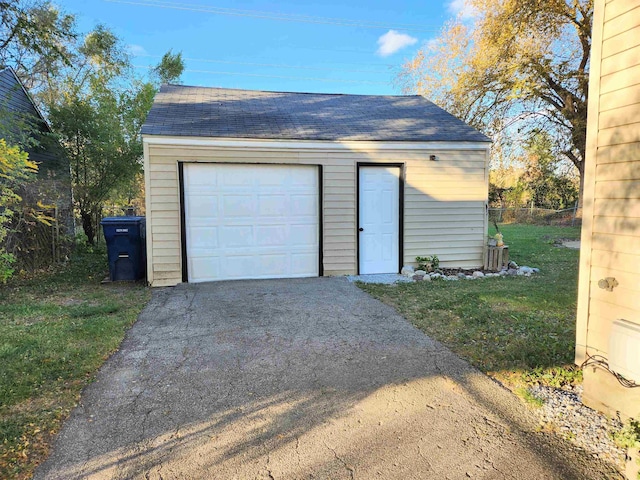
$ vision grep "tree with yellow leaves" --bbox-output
[0,139,37,281]
[399,0,592,205]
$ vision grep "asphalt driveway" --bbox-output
[35,278,618,479]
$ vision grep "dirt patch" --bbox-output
[560,240,581,250]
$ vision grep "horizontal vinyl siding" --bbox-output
[593,198,640,217]
[596,142,640,164]
[145,140,488,285]
[574,0,640,418]
[603,0,640,21]
[603,4,640,40]
[147,157,181,285]
[599,83,640,112]
[584,0,640,359]
[403,150,486,268]
[600,44,640,77]
[602,25,640,58]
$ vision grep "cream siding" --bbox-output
[575,0,640,418]
[144,138,489,286]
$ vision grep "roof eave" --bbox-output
[142,134,492,151]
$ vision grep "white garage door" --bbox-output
[183,163,319,282]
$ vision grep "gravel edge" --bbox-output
[528,384,626,471]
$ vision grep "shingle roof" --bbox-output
[142,84,491,143]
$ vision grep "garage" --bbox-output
[142,85,491,287]
[182,163,319,282]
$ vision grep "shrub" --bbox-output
[416,255,439,273]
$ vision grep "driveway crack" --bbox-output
[266,451,275,480]
[323,441,355,479]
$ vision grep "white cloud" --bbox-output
[127,44,148,57]
[376,30,418,57]
[447,0,478,20]
[424,37,440,52]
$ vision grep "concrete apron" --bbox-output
[34,278,619,480]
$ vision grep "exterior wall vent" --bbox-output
[608,319,640,383]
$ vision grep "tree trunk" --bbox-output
[81,209,95,245]
[577,160,585,212]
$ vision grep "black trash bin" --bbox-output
[100,216,146,281]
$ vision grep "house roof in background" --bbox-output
[142,84,491,143]
[0,66,51,132]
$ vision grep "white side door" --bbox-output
[358,166,400,274]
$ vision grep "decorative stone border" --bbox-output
[401,261,540,282]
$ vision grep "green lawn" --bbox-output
[359,224,583,390]
[0,251,150,480]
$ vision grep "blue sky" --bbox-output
[56,0,470,95]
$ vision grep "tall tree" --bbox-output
[520,131,578,210]
[399,0,592,205]
[0,138,37,280]
[0,0,76,94]
[48,28,183,243]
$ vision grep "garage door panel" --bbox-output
[291,195,316,215]
[189,226,219,249]
[223,195,254,217]
[188,196,218,218]
[258,169,290,185]
[186,167,217,186]
[291,253,317,274]
[258,195,288,216]
[220,226,254,247]
[291,225,317,245]
[253,254,288,275]
[189,257,221,282]
[184,164,319,282]
[256,225,287,246]
[291,172,317,187]
[221,255,257,278]
[221,167,252,186]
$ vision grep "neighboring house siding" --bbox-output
[575,0,640,418]
[144,139,489,287]
[0,67,74,267]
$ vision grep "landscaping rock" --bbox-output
[506,268,518,276]
[415,270,427,276]
[457,272,466,279]
[446,275,459,281]
[412,274,424,281]
[508,261,519,269]
[465,275,474,280]
[532,267,540,273]
[430,273,442,279]
[401,265,415,277]
[422,275,431,282]
[472,271,485,278]
[520,266,533,274]
[529,385,625,469]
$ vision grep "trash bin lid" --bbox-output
[100,216,146,225]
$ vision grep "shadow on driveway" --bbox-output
[35,278,619,479]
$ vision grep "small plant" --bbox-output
[416,255,439,273]
[521,366,583,389]
[613,419,640,479]
[613,419,640,449]
[515,387,544,407]
[0,250,15,283]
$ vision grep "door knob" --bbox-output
[358,227,364,232]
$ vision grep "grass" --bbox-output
[0,249,150,480]
[358,224,583,392]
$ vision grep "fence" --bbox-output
[5,206,73,271]
[489,205,580,227]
